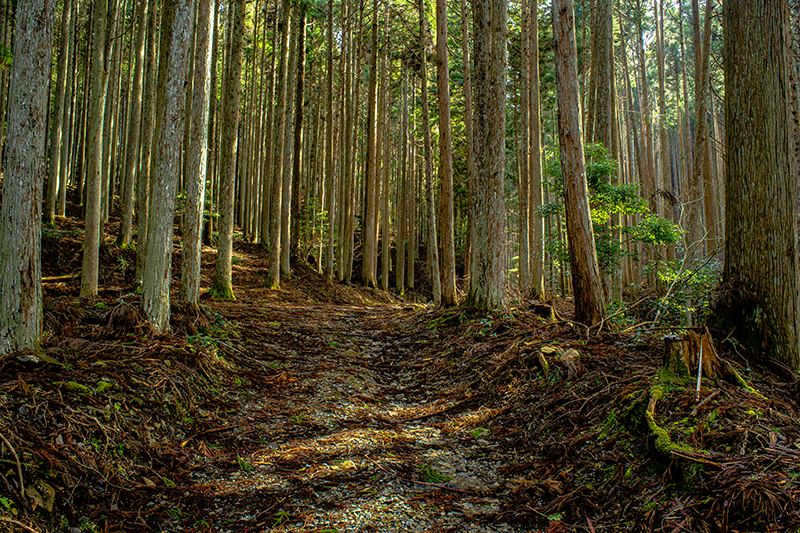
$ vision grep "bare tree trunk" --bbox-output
[436,0,456,306]
[290,7,307,265]
[180,0,215,305]
[722,0,800,370]
[553,0,606,326]
[361,0,380,287]
[461,0,474,281]
[80,0,109,298]
[134,0,159,290]
[210,0,245,298]
[45,0,72,227]
[529,0,545,300]
[396,67,409,294]
[467,0,508,311]
[117,0,148,248]
[325,0,336,282]
[518,0,531,294]
[267,0,292,288]
[0,0,54,354]
[419,0,441,306]
[142,0,194,331]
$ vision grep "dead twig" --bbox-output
[0,517,43,533]
[0,429,25,508]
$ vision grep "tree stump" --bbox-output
[663,331,725,379]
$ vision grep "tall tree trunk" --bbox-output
[142,0,194,331]
[210,0,245,298]
[45,0,72,226]
[396,67,409,294]
[722,0,800,370]
[519,0,531,294]
[467,0,508,311]
[325,0,336,282]
[420,0,441,306]
[280,15,299,275]
[362,0,380,288]
[686,0,712,261]
[0,0,54,354]
[180,0,215,305]
[461,0,474,280]
[437,0,456,306]
[529,0,545,300]
[134,0,160,289]
[290,7,307,265]
[267,0,292,288]
[553,0,606,325]
[80,0,110,297]
[117,0,148,248]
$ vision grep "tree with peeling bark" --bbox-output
[141,0,195,332]
[552,0,606,326]
[0,0,54,355]
[722,0,800,370]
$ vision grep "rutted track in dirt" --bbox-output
[181,302,521,533]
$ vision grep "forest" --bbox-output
[0,0,799,531]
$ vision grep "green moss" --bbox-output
[64,381,93,395]
[646,410,693,454]
[209,282,236,300]
[95,380,114,394]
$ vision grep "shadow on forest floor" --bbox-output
[1,213,799,532]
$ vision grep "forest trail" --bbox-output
[182,300,520,532]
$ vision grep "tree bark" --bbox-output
[180,0,215,305]
[45,0,72,227]
[722,0,800,370]
[467,0,508,311]
[420,0,441,306]
[0,0,54,354]
[210,0,245,298]
[142,0,194,332]
[361,0,380,288]
[553,0,606,326]
[117,0,148,248]
[80,0,109,298]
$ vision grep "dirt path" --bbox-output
[180,301,522,533]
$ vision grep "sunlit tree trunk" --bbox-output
[361,0,380,288]
[80,0,109,298]
[134,0,160,290]
[420,0,441,306]
[180,0,215,305]
[553,0,606,325]
[467,0,508,311]
[117,0,148,248]
[210,0,245,298]
[142,0,194,331]
[0,0,54,355]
